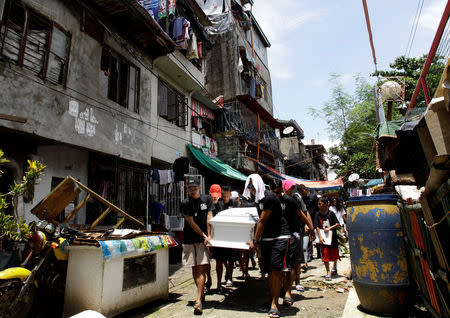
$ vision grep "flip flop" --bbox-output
[283,297,294,306]
[194,301,203,315]
[268,308,281,318]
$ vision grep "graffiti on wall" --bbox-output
[69,101,99,137]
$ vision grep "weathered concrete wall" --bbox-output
[22,145,89,224]
[235,24,273,115]
[0,0,196,169]
[205,32,239,101]
[205,21,273,115]
[279,137,300,160]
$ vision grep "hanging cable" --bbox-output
[362,0,377,72]
[406,0,424,58]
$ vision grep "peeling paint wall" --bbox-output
[0,0,193,169]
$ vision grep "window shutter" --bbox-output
[167,88,177,121]
[157,80,167,117]
[23,14,50,76]
[0,2,25,64]
[47,25,68,84]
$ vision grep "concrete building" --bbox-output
[304,142,329,181]
[203,0,284,174]
[0,0,214,227]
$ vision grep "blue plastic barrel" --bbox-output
[347,194,411,314]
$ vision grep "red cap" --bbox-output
[209,184,222,198]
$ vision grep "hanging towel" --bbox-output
[159,169,173,185]
[242,173,265,203]
[187,33,199,60]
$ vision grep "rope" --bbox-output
[423,210,450,229]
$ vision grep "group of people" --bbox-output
[180,174,347,317]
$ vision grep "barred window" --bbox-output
[0,1,71,86]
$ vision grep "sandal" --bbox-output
[194,301,203,315]
[325,275,332,281]
[331,268,338,276]
[283,296,294,306]
[268,308,281,318]
[225,280,234,287]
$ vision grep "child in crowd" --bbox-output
[315,197,341,281]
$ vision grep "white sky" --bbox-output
[251,0,446,179]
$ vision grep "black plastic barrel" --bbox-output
[347,194,411,314]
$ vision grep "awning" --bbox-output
[374,120,404,138]
[253,159,343,190]
[187,144,247,181]
[191,99,215,120]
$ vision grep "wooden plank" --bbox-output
[0,113,27,123]
[113,217,126,229]
[63,194,91,224]
[69,177,144,228]
[31,177,81,221]
[89,207,112,230]
[419,194,449,273]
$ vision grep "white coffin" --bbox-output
[210,207,258,249]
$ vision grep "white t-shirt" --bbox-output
[330,206,346,230]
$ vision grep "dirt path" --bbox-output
[116,250,353,318]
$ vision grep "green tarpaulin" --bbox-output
[187,144,248,181]
[373,120,405,138]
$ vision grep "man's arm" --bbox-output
[248,210,272,251]
[184,216,209,244]
[206,210,213,244]
[297,210,315,240]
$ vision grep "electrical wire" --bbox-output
[405,0,423,58]
[5,65,193,153]
[406,0,424,58]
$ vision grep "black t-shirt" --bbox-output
[314,210,339,248]
[279,194,301,235]
[302,192,319,217]
[222,198,238,210]
[293,192,308,235]
[181,194,213,244]
[212,200,224,216]
[256,190,283,239]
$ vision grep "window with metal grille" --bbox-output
[157,79,188,127]
[100,47,140,113]
[0,1,71,86]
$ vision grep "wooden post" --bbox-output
[387,100,393,121]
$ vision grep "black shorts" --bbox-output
[295,234,305,264]
[260,236,298,274]
[211,247,238,261]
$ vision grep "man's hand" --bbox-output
[204,236,211,246]
[319,237,325,244]
[246,241,256,252]
[324,227,329,233]
[309,231,316,242]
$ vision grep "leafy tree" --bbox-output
[310,74,378,179]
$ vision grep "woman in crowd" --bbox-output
[329,197,347,238]
[315,197,341,281]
